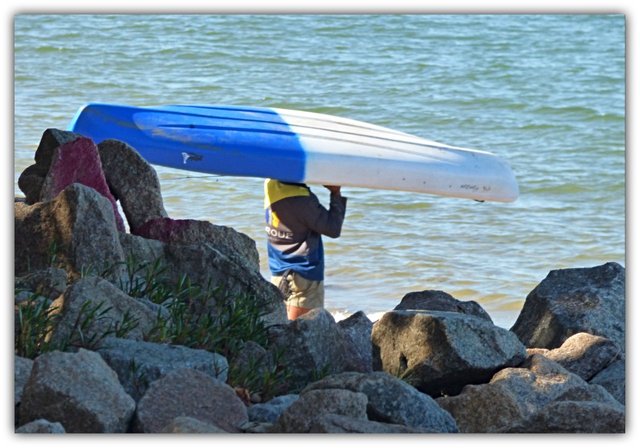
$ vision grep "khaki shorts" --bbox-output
[271,271,324,310]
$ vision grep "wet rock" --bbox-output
[303,371,458,433]
[372,310,525,396]
[395,290,492,322]
[97,139,168,231]
[97,337,228,401]
[15,184,126,280]
[39,136,125,231]
[272,388,368,433]
[511,262,625,350]
[19,349,135,432]
[134,368,248,433]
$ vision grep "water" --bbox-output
[14,15,625,328]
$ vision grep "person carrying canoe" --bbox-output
[264,179,347,320]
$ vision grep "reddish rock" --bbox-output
[39,137,125,232]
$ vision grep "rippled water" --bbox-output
[14,14,625,328]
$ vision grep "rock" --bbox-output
[590,358,625,405]
[395,290,492,322]
[267,308,350,391]
[303,371,458,433]
[248,394,299,423]
[97,139,168,231]
[272,388,368,433]
[47,276,159,349]
[536,332,621,381]
[39,136,125,231]
[134,368,248,433]
[372,310,526,396]
[15,184,126,280]
[337,311,373,373]
[160,416,227,433]
[509,401,625,433]
[97,337,228,401]
[511,262,625,350]
[15,267,67,301]
[14,356,34,405]
[18,128,82,204]
[309,413,424,433]
[16,419,66,433]
[134,217,260,272]
[18,349,135,432]
[437,354,624,433]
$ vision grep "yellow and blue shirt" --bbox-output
[264,179,347,281]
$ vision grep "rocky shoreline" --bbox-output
[14,129,625,433]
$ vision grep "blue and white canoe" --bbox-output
[69,103,519,202]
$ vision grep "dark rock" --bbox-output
[248,394,299,424]
[337,311,373,372]
[395,290,492,322]
[134,368,248,433]
[372,310,526,396]
[133,217,260,272]
[18,128,82,204]
[511,262,625,350]
[18,349,135,432]
[16,419,66,433]
[590,358,625,405]
[39,137,125,231]
[47,276,159,349]
[15,184,126,280]
[309,413,424,433]
[97,139,168,231]
[14,356,34,405]
[272,388,368,433]
[437,354,624,433]
[97,337,228,401]
[537,332,621,381]
[15,267,68,301]
[303,371,458,433]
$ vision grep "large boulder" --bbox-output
[510,262,625,350]
[97,139,168,231]
[437,354,624,433]
[303,371,458,433]
[18,349,135,432]
[337,311,373,373]
[15,184,126,280]
[134,368,248,433]
[372,310,526,396]
[395,290,492,322]
[47,276,159,349]
[39,136,125,231]
[97,337,228,401]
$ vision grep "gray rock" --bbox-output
[47,276,159,349]
[539,332,621,381]
[309,413,424,433]
[97,337,228,401]
[303,371,458,433]
[134,368,248,433]
[16,419,66,433]
[395,290,492,322]
[15,267,67,301]
[511,262,625,350]
[590,358,625,405]
[509,401,625,433]
[267,308,349,391]
[272,388,368,433]
[15,184,126,281]
[18,349,135,432]
[18,128,82,204]
[14,356,34,405]
[372,310,526,396]
[160,416,227,433]
[97,139,168,232]
[437,354,624,433]
[248,394,299,423]
[337,311,373,373]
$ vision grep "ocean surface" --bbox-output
[13,14,625,328]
